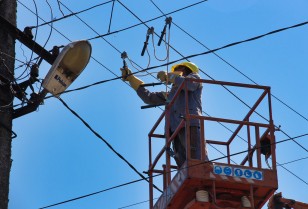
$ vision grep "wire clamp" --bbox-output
[158,17,172,46]
[141,27,154,56]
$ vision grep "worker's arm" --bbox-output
[121,68,144,90]
[121,68,166,105]
[137,87,166,105]
[268,193,308,209]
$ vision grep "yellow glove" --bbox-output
[121,67,132,81]
[157,71,167,82]
[157,71,182,84]
[120,68,144,90]
[167,71,182,83]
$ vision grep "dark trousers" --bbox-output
[172,126,202,168]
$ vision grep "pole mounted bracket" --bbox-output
[0,14,57,65]
[0,15,92,119]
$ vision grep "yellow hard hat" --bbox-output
[171,62,199,73]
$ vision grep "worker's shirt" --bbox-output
[137,73,203,132]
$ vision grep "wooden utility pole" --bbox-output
[0,0,17,208]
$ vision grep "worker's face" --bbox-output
[174,66,191,76]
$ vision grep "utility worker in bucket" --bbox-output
[121,62,208,168]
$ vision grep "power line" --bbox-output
[0,121,17,139]
[14,1,308,207]
[24,0,270,166]
[41,0,53,51]
[107,0,115,33]
[119,155,308,209]
[17,0,71,42]
[39,133,308,209]
[17,0,167,142]
[42,6,308,154]
[17,1,307,122]
[39,177,145,209]
[17,0,124,82]
[17,0,308,117]
[0,50,28,65]
[56,0,65,16]
[23,1,308,102]
[132,21,308,72]
[57,97,162,193]
[30,0,112,29]
[40,1,308,157]
[18,0,308,199]
[112,0,308,155]
[18,0,144,107]
[118,197,159,209]
[113,1,308,153]
[58,1,162,83]
[87,0,208,41]
[149,0,308,124]
[278,156,308,166]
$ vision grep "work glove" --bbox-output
[121,67,132,81]
[120,68,144,90]
[157,71,167,82]
[157,71,182,84]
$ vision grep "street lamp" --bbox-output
[13,40,92,119]
[42,40,91,97]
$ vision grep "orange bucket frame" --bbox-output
[147,78,277,209]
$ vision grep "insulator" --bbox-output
[241,196,252,208]
[196,190,209,202]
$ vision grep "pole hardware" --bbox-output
[158,16,172,46]
[141,26,154,56]
[121,51,128,68]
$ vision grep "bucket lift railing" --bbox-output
[147,78,276,209]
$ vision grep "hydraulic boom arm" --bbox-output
[268,192,308,209]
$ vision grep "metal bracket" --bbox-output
[0,14,56,65]
[0,15,57,118]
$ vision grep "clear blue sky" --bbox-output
[10,0,308,208]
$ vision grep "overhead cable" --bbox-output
[109,0,308,154]
[18,0,164,108]
[118,0,308,152]
[41,0,53,50]
[30,0,113,29]
[50,5,308,153]
[18,0,308,188]
[129,21,308,71]
[39,0,308,155]
[115,0,308,153]
[150,0,308,123]
[107,0,115,33]
[56,0,65,16]
[59,2,161,81]
[38,4,308,154]
[39,133,308,209]
[0,50,28,65]
[29,0,39,63]
[278,156,308,166]
[87,0,208,41]
[57,97,163,193]
[0,121,17,139]
[46,16,308,96]
[17,0,124,80]
[119,153,308,209]
[18,0,71,42]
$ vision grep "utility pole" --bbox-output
[0,0,17,208]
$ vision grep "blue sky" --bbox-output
[9,0,308,208]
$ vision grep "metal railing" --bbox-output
[147,78,276,208]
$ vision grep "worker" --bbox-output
[121,62,208,168]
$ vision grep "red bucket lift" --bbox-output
[147,78,278,209]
